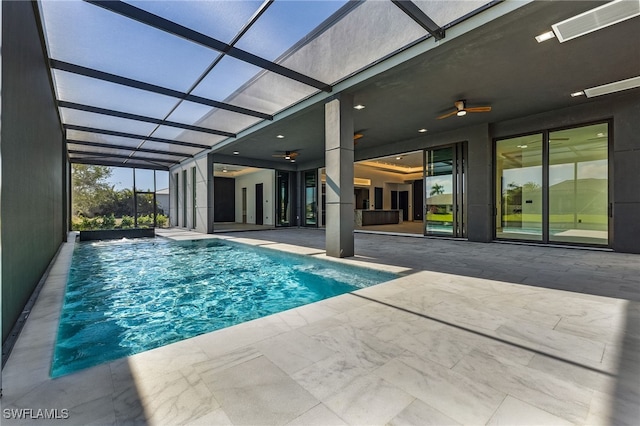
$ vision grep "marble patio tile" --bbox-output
[185,408,233,426]
[1,395,116,426]
[8,364,114,414]
[285,403,348,426]
[296,316,345,337]
[203,355,319,426]
[452,350,592,424]
[424,298,510,332]
[323,375,414,425]
[254,329,335,375]
[114,337,210,378]
[351,280,408,300]
[291,355,372,401]
[394,326,474,369]
[275,301,340,329]
[526,353,613,392]
[313,293,373,315]
[193,346,262,379]
[495,321,606,363]
[190,314,291,359]
[486,395,573,426]
[310,324,404,371]
[374,354,506,425]
[387,398,460,426]
[330,301,424,336]
[112,366,219,425]
[1,365,53,406]
[553,315,627,344]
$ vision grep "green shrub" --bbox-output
[156,214,168,228]
[120,215,134,229]
[137,215,153,228]
[101,214,116,229]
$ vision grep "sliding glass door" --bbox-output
[495,123,609,246]
[425,143,466,237]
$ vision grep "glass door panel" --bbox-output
[549,124,608,245]
[425,147,454,235]
[495,134,543,241]
[276,171,291,226]
[304,170,317,226]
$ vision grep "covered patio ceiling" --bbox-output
[39,1,640,171]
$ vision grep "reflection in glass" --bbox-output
[549,124,608,245]
[304,171,317,226]
[495,134,543,241]
[425,148,454,235]
[277,171,290,226]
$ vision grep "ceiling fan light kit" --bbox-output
[437,100,492,119]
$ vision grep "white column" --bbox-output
[325,94,354,258]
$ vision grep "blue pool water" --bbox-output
[52,238,396,377]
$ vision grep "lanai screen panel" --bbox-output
[60,108,159,136]
[413,0,493,27]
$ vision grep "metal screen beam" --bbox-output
[65,124,211,149]
[51,60,272,120]
[59,101,236,138]
[391,0,445,40]
[85,0,332,92]
[68,149,178,165]
[67,139,193,158]
[69,157,169,171]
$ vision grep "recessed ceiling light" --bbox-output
[222,168,228,173]
[396,156,403,160]
[277,134,284,139]
[354,104,366,110]
[233,151,240,155]
[535,30,556,43]
[517,144,528,149]
[456,110,467,117]
[570,91,585,97]
[290,159,296,163]
[597,132,606,138]
[418,128,428,133]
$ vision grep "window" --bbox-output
[192,166,197,228]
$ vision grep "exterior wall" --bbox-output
[1,1,67,341]
[234,170,275,225]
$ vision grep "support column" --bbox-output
[325,94,354,258]
[206,153,215,233]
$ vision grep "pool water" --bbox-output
[51,238,396,377]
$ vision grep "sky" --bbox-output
[108,167,169,192]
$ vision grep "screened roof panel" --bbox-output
[53,70,178,119]
[196,109,263,140]
[191,56,264,102]
[124,0,264,44]
[413,0,493,27]
[165,101,215,127]
[234,0,348,61]
[41,0,219,92]
[138,141,202,157]
[130,151,186,163]
[67,143,136,158]
[60,108,159,136]
[150,126,226,147]
[66,129,145,149]
[278,0,426,84]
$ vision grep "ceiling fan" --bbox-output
[437,100,492,119]
[272,150,299,160]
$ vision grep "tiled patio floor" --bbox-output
[2,228,639,425]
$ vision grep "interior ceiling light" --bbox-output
[354,104,366,110]
[552,0,640,43]
[456,110,467,117]
[584,75,640,97]
[396,156,403,160]
[233,151,240,155]
[290,159,296,163]
[277,134,285,139]
[418,128,428,133]
[517,144,528,149]
[597,132,606,138]
[535,30,556,43]
[570,91,585,97]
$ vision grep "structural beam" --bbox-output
[51,60,272,120]
[85,0,332,92]
[391,0,445,40]
[325,93,354,258]
[68,149,178,166]
[68,158,170,171]
[64,124,211,149]
[59,101,235,138]
[66,139,193,158]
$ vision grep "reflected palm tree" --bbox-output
[430,183,445,196]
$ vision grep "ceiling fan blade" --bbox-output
[466,106,492,113]
[437,109,458,120]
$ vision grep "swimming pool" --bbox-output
[51,238,396,377]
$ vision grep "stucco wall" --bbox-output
[1,1,67,341]
[234,170,275,225]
